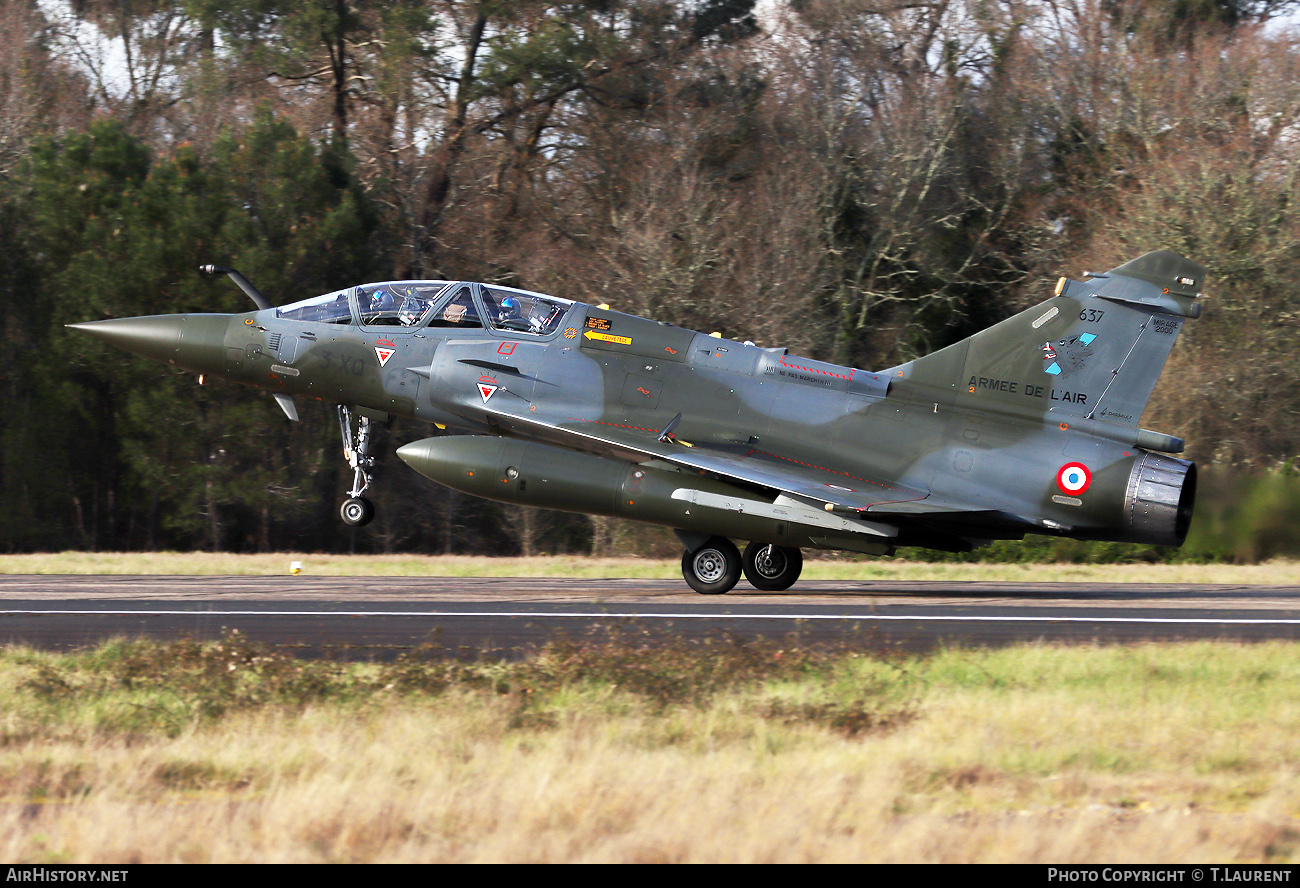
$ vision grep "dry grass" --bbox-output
[4,551,1300,584]
[0,637,1298,862]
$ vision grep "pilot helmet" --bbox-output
[500,296,520,317]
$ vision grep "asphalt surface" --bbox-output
[0,574,1298,659]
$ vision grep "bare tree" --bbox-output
[0,2,94,172]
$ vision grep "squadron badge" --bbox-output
[1043,332,1096,378]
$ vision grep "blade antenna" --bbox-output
[658,412,683,444]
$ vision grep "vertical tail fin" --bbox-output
[892,250,1206,426]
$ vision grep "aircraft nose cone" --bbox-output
[68,314,233,374]
[68,316,185,364]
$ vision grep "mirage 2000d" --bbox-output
[71,251,1202,594]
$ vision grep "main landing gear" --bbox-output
[742,542,804,592]
[339,405,375,526]
[678,535,804,594]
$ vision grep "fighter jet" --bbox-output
[70,251,1202,594]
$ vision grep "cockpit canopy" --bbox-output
[357,283,451,327]
[274,281,573,336]
[480,286,569,335]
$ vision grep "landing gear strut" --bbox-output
[339,405,375,526]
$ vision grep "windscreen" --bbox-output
[275,290,352,324]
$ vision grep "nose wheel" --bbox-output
[338,406,376,526]
[341,496,375,526]
[681,536,741,594]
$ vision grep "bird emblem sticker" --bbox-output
[1043,332,1096,378]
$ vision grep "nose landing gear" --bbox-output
[339,405,376,526]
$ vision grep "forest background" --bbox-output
[4,0,1300,562]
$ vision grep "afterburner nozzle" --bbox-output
[68,314,233,375]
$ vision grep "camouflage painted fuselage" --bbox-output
[72,251,1202,558]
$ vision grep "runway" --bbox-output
[1,575,1299,658]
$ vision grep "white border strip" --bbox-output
[2,609,1300,626]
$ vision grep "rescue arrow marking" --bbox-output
[583,330,632,345]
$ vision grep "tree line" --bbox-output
[4,0,1300,555]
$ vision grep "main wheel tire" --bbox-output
[681,536,741,595]
[742,542,803,591]
[340,496,375,527]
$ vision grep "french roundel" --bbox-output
[1056,462,1092,495]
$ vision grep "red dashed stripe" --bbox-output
[779,357,855,381]
[565,419,893,496]
[745,449,893,490]
[568,418,660,434]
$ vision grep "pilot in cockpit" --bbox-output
[498,296,521,326]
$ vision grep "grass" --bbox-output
[1,635,1300,862]
[5,551,1300,584]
